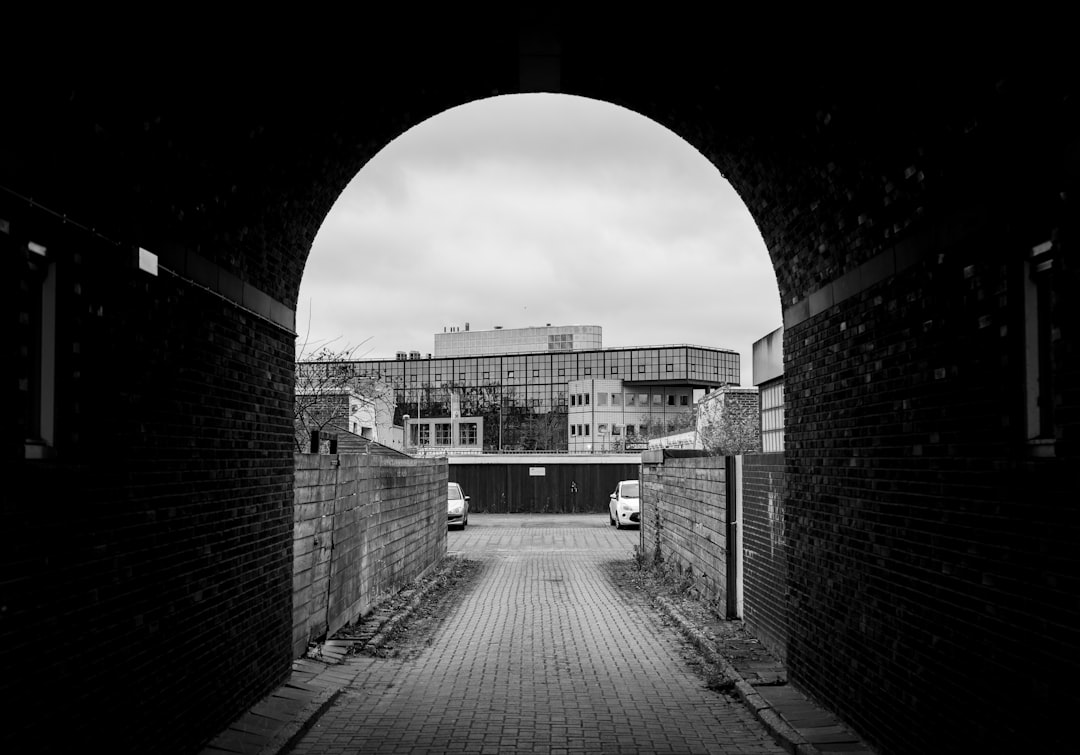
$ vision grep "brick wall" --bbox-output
[782,222,1078,754]
[640,453,731,613]
[292,453,447,657]
[741,453,788,661]
[3,212,297,754]
[698,387,762,455]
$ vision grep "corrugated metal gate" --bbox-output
[449,457,640,514]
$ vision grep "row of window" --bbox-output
[570,423,640,437]
[409,422,479,446]
[570,392,691,407]
[413,363,692,382]
[326,347,741,387]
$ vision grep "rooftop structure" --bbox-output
[434,323,602,357]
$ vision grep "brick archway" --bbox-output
[3,20,1076,754]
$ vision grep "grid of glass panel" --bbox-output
[760,380,785,453]
[299,344,738,452]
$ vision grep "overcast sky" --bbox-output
[296,93,781,385]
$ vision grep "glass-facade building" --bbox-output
[299,345,739,452]
[752,326,785,453]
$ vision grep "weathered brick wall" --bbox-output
[640,454,730,612]
[741,453,788,661]
[294,392,351,450]
[293,454,446,657]
[783,219,1078,754]
[4,196,296,755]
[698,387,762,455]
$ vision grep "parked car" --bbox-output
[608,479,640,529]
[447,482,469,529]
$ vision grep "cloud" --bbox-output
[297,93,781,382]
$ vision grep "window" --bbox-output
[570,395,576,406]
[435,423,451,445]
[571,425,577,436]
[667,394,675,406]
[611,393,621,406]
[680,395,689,406]
[584,394,590,405]
[418,424,430,446]
[626,424,636,436]
[760,381,785,453]
[483,372,490,379]
[597,393,607,406]
[639,365,645,373]
[626,393,636,406]
[460,372,466,380]
[507,370,514,378]
[22,239,56,458]
[558,368,565,376]
[435,373,441,381]
[584,424,590,436]
[612,425,622,435]
[598,423,608,434]
[611,366,618,374]
[1024,239,1056,446]
[410,375,417,382]
[533,370,539,377]
[666,364,673,372]
[584,367,592,375]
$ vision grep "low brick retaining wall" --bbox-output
[292,453,447,658]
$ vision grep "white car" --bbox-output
[608,479,640,529]
[447,482,469,529]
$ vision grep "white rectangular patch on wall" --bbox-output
[529,467,546,476]
[138,247,158,276]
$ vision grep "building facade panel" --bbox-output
[299,338,739,453]
[434,324,603,357]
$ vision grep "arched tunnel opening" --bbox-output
[2,21,1075,754]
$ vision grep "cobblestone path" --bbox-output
[287,514,785,754]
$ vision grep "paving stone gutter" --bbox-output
[652,595,841,755]
[202,558,875,755]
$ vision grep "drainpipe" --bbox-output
[724,454,739,619]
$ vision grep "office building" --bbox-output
[298,326,740,452]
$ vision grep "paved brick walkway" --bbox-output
[286,515,785,754]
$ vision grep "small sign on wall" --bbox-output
[529,467,546,476]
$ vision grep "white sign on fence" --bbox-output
[529,467,546,476]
